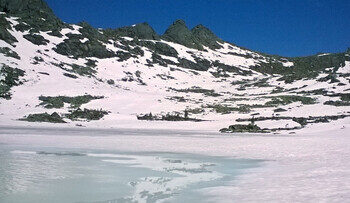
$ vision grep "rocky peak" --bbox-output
[163,19,192,40]
[0,0,63,31]
[132,22,159,40]
[191,24,214,36]
[191,24,223,49]
[162,19,203,50]
[113,22,159,40]
[170,19,187,27]
[0,0,50,14]
[162,20,223,50]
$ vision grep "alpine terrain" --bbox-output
[1,0,350,134]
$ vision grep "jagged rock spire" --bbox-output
[191,24,223,49]
[162,19,203,50]
[113,22,160,40]
[162,19,223,50]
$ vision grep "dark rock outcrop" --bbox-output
[0,0,64,32]
[162,20,223,50]
[110,22,160,40]
[162,19,203,50]
[191,24,223,49]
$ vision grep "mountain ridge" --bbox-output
[0,0,350,133]
[0,0,347,57]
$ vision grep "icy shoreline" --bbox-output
[1,112,350,134]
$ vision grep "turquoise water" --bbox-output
[0,127,262,203]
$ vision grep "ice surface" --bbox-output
[0,126,349,202]
[0,135,259,203]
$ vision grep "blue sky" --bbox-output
[46,0,350,57]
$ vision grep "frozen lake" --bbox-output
[0,127,261,203]
[0,125,349,202]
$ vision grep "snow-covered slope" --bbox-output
[1,0,350,133]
